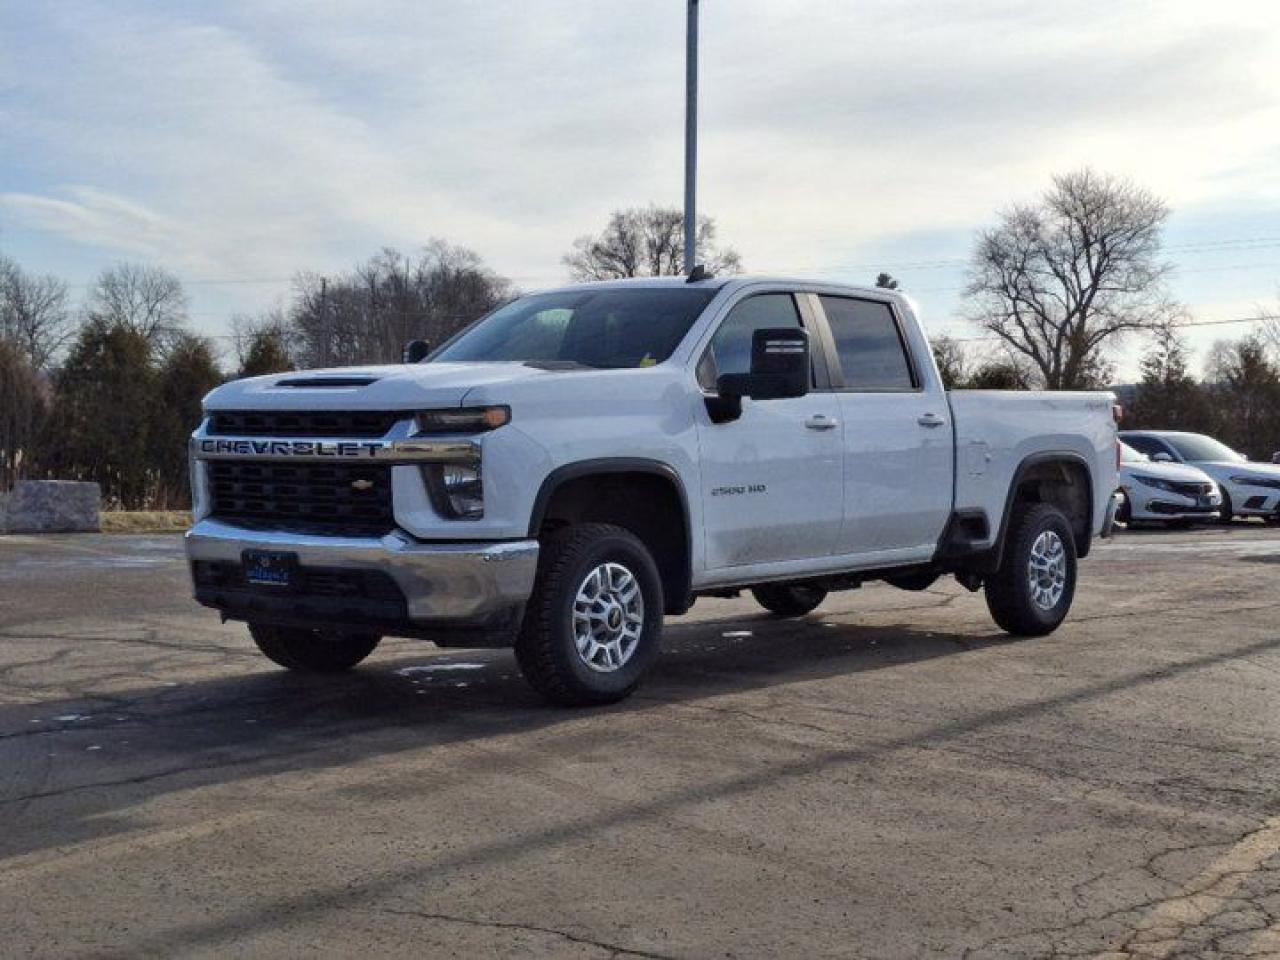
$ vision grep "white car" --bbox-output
[1116,441,1220,525]
[1120,430,1280,523]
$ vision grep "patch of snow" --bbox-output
[396,663,487,678]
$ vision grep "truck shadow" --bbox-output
[1,607,1006,861]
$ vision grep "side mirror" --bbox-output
[403,339,431,363]
[1151,452,1173,463]
[707,328,810,424]
[718,327,810,401]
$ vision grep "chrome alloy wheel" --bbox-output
[1027,530,1067,610]
[572,562,645,673]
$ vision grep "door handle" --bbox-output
[917,413,946,428]
[805,415,839,430]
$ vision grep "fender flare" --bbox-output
[527,457,692,539]
[993,451,1095,564]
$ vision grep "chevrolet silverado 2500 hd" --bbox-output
[186,277,1120,705]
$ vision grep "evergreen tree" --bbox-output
[238,327,293,378]
[42,323,156,509]
[1127,325,1211,432]
[151,334,223,506]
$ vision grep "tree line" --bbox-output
[2,176,1278,508]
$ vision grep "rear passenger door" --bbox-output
[814,294,953,560]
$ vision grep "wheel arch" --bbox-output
[529,458,693,614]
[995,452,1095,565]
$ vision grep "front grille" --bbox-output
[209,461,394,535]
[1168,481,1213,498]
[208,410,403,438]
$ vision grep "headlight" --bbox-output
[1133,474,1176,492]
[416,406,510,433]
[1229,475,1280,490]
[426,463,484,519]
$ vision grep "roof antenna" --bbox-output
[686,264,712,283]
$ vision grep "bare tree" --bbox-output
[965,169,1180,389]
[0,255,73,371]
[1254,295,1280,361]
[289,242,512,368]
[87,262,189,354]
[563,205,742,281]
[929,334,968,388]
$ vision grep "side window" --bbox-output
[1124,436,1164,458]
[819,296,916,391]
[697,293,802,390]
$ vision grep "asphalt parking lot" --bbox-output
[2,528,1279,959]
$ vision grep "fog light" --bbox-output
[432,463,484,519]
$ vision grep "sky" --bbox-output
[2,0,1279,377]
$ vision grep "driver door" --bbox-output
[694,292,844,570]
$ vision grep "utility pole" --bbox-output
[683,0,699,275]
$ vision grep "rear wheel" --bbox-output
[516,523,663,706]
[751,582,828,617]
[984,503,1077,637]
[249,623,381,672]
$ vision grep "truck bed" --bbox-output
[947,390,1117,549]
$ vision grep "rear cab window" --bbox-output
[818,296,917,391]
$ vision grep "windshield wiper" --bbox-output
[523,360,600,371]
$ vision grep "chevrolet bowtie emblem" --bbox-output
[351,479,375,492]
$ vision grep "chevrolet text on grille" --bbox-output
[192,437,479,464]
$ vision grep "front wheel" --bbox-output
[249,623,381,672]
[751,582,828,617]
[984,503,1077,637]
[516,523,664,707]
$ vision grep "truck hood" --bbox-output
[204,361,559,411]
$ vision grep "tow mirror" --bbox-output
[403,339,431,363]
[708,328,810,423]
[717,328,810,402]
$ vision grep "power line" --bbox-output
[938,314,1280,344]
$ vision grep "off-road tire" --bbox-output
[516,523,663,707]
[751,582,828,617]
[984,503,1077,637]
[249,623,381,672]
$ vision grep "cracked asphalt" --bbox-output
[1,527,1279,959]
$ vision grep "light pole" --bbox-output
[683,0,699,275]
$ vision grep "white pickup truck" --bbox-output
[186,277,1119,705]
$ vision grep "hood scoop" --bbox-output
[275,375,381,388]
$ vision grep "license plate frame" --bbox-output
[241,549,299,589]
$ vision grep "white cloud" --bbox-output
[1,0,1278,346]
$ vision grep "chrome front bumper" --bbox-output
[185,519,539,623]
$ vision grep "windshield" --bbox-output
[1166,434,1246,462]
[433,287,718,368]
[1119,442,1148,464]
